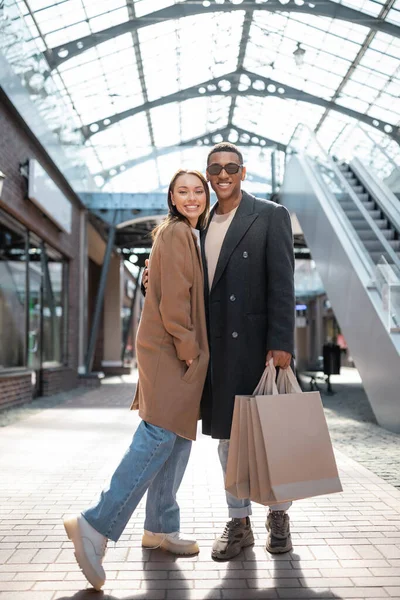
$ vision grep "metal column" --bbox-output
[271,149,277,195]
[84,212,118,373]
[121,266,142,362]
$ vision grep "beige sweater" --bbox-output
[205,207,238,289]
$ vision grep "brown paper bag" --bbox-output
[254,365,342,503]
[225,362,277,501]
[225,396,253,498]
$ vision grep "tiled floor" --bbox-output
[1,376,400,600]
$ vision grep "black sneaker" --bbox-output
[265,510,292,554]
[211,517,254,561]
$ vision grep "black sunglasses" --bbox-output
[207,162,243,176]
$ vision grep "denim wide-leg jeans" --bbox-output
[83,421,192,542]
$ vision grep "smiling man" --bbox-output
[201,142,295,561]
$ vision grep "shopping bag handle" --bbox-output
[253,359,278,395]
[276,366,302,394]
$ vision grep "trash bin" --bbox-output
[323,343,341,376]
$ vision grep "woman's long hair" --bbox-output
[152,169,210,241]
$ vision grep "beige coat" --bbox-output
[131,220,209,440]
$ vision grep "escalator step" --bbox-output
[357,193,370,202]
[338,200,374,211]
[370,251,400,264]
[363,240,400,251]
[346,210,381,220]
[352,219,388,230]
[358,229,394,241]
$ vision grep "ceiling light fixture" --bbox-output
[293,42,306,66]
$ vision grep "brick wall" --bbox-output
[0,372,33,408]
[41,367,78,397]
[0,92,84,406]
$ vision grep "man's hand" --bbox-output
[266,350,291,369]
[185,359,194,367]
[142,259,149,290]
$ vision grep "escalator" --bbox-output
[338,161,400,265]
[282,125,400,433]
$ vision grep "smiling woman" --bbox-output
[151,169,210,241]
[63,168,211,591]
[170,173,208,228]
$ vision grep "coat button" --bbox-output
[232,331,239,338]
[230,294,236,302]
[243,251,248,258]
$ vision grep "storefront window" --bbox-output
[0,216,27,369]
[0,209,68,373]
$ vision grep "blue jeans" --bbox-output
[83,421,192,542]
[218,440,292,518]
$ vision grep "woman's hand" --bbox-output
[185,359,194,367]
[142,259,149,290]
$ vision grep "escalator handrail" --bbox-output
[350,158,400,235]
[288,124,400,275]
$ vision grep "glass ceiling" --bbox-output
[4,0,400,194]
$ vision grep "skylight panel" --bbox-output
[104,160,159,193]
[28,0,68,10]
[82,0,128,19]
[360,48,400,76]
[180,98,230,140]
[32,0,86,34]
[44,22,91,46]
[151,104,181,147]
[89,7,129,33]
[334,0,383,17]
[387,6,400,24]
[234,96,325,145]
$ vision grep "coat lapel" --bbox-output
[207,192,259,294]
[200,204,216,296]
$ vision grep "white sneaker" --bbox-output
[142,530,199,555]
[64,515,107,590]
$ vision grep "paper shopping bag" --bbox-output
[254,366,342,503]
[225,361,278,501]
[225,396,252,498]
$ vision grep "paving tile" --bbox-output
[0,594,53,600]
[0,581,33,590]
[221,590,277,599]
[108,592,165,599]
[167,591,221,599]
[351,577,400,587]
[277,590,334,599]
[326,589,389,597]
[332,546,361,559]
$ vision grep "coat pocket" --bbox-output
[182,355,201,384]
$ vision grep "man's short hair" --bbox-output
[207,142,243,165]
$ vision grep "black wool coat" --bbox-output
[200,191,295,439]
